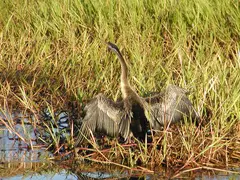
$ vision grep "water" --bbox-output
[4,171,78,180]
[0,111,239,179]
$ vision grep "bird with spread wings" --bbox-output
[75,42,199,146]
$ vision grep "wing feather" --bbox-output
[144,85,199,129]
[75,94,129,146]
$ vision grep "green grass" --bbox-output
[0,0,240,174]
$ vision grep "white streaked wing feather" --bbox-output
[75,94,129,146]
[144,86,199,128]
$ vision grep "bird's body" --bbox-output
[75,42,199,146]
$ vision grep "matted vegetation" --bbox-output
[0,0,240,177]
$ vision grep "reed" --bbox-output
[0,0,239,175]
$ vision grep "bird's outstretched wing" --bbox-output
[75,94,130,146]
[144,85,199,129]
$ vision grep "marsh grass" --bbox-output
[0,0,240,175]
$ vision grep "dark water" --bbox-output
[0,112,239,180]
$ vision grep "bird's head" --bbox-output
[106,42,121,55]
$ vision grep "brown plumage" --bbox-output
[75,42,199,146]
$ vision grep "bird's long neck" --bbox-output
[108,42,140,101]
[118,56,144,106]
[117,51,137,101]
[117,52,131,98]
[108,45,130,99]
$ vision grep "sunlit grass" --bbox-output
[0,0,239,173]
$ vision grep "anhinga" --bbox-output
[75,42,199,146]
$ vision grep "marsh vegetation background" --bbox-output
[0,0,240,178]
